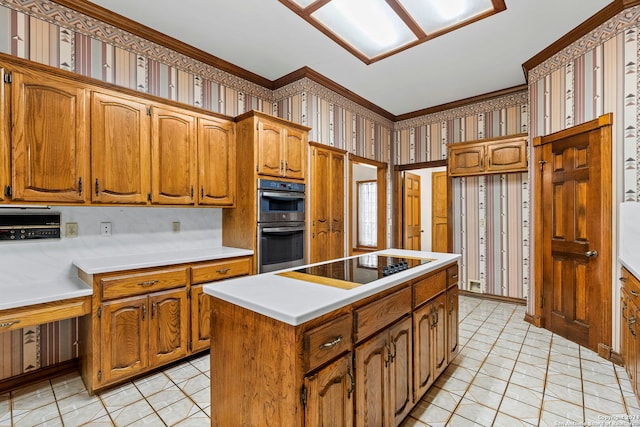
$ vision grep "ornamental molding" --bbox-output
[394,90,529,130]
[0,0,273,100]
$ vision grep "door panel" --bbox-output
[535,114,612,353]
[432,171,448,252]
[403,172,421,250]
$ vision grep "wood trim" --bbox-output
[524,312,543,328]
[273,67,396,121]
[395,85,528,122]
[522,0,640,78]
[348,153,387,169]
[309,141,347,155]
[458,290,527,306]
[0,359,79,394]
[610,350,624,367]
[51,0,272,89]
[394,159,447,171]
[234,109,311,131]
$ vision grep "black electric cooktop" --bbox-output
[291,254,433,287]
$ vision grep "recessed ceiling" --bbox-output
[278,0,506,64]
[82,0,611,116]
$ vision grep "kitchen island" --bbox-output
[203,249,460,426]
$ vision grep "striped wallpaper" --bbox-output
[395,93,530,300]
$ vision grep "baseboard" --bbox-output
[0,359,79,394]
[524,312,543,327]
[459,289,527,305]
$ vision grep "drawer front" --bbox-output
[413,270,446,307]
[191,257,252,284]
[622,267,640,304]
[355,287,411,342]
[100,267,188,300]
[447,264,459,287]
[304,313,352,372]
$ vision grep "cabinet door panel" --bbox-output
[11,70,88,202]
[191,284,211,352]
[91,91,150,204]
[329,151,345,260]
[311,147,331,263]
[448,145,485,176]
[305,353,354,427]
[388,317,412,427]
[355,331,388,427]
[487,140,527,172]
[149,288,188,367]
[413,302,434,398]
[151,106,196,205]
[446,286,459,363]
[101,296,148,384]
[256,120,283,177]
[0,67,8,202]
[198,117,236,206]
[284,127,306,179]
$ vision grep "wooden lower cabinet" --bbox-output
[209,261,458,426]
[304,353,354,426]
[446,285,459,363]
[80,255,251,394]
[355,316,413,427]
[621,267,640,397]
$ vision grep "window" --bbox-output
[357,180,377,247]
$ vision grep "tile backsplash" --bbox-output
[0,205,223,284]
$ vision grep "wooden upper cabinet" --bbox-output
[0,67,8,202]
[256,116,307,180]
[10,69,89,202]
[283,126,306,180]
[91,91,150,204]
[448,134,528,176]
[256,119,285,177]
[151,106,196,205]
[197,117,236,206]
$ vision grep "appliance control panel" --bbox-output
[0,211,61,240]
[257,178,305,193]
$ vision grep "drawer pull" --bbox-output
[216,268,231,274]
[451,274,458,279]
[319,336,343,349]
[621,277,628,282]
[632,290,639,297]
[138,280,159,287]
[0,320,20,328]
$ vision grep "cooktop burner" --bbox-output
[289,254,433,288]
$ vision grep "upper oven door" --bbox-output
[258,190,305,223]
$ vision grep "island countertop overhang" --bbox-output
[203,249,460,326]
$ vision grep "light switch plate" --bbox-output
[65,222,78,238]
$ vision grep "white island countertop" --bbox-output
[203,249,460,326]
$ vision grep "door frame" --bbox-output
[531,113,613,358]
[393,159,450,250]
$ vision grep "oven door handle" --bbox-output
[261,226,305,233]
[260,191,305,201]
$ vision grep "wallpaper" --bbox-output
[0,0,392,380]
[394,93,530,299]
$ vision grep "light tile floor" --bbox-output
[0,295,638,426]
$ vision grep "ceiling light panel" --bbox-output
[399,0,495,34]
[279,0,506,64]
[312,0,417,58]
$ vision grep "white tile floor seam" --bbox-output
[1,295,638,426]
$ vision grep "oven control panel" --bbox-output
[0,211,61,240]
[257,179,305,193]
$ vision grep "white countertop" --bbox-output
[203,249,460,326]
[73,246,253,274]
[0,246,253,311]
[619,203,640,278]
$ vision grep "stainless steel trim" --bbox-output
[260,191,305,200]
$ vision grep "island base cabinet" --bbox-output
[304,353,354,427]
[413,293,447,400]
[355,316,412,427]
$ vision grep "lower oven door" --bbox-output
[258,222,305,273]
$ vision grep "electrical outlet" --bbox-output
[65,222,78,238]
[172,221,180,233]
[100,222,112,236]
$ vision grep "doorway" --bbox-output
[533,113,612,356]
[395,160,448,251]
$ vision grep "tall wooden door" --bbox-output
[432,171,448,252]
[403,172,421,250]
[533,114,612,354]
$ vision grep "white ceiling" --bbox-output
[87,0,611,116]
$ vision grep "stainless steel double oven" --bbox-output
[257,179,306,273]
